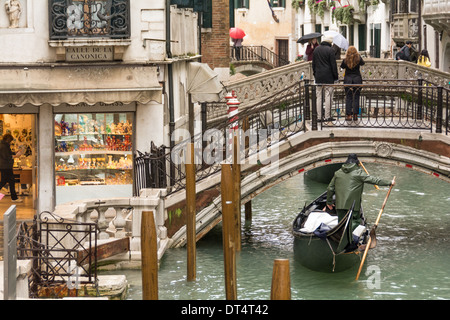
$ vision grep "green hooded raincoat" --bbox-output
[326,163,392,212]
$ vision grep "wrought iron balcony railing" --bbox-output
[49,0,130,40]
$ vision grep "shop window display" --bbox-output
[55,113,133,203]
[0,114,35,197]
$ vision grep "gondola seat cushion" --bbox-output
[299,211,338,233]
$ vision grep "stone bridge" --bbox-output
[52,59,450,266]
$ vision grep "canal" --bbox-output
[104,163,450,300]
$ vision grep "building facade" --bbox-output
[0,0,223,213]
[233,0,449,72]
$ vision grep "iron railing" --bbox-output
[133,142,169,194]
[49,0,130,40]
[133,79,449,196]
[231,45,290,68]
[309,79,447,132]
[17,211,98,298]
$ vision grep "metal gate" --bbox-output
[17,211,98,298]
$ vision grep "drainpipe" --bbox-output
[166,0,175,185]
[166,0,174,151]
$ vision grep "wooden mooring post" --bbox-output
[270,259,291,300]
[232,135,241,251]
[186,143,196,281]
[141,210,158,300]
[244,201,252,224]
[221,163,238,300]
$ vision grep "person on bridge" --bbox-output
[232,37,243,61]
[312,35,339,122]
[395,40,413,61]
[305,38,319,62]
[326,154,394,231]
[341,46,365,121]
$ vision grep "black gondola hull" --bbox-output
[292,191,366,273]
[293,234,362,272]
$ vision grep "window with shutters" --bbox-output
[170,0,212,28]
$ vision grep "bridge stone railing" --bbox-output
[224,59,450,109]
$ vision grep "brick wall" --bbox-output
[201,0,230,69]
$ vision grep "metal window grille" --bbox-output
[49,0,130,40]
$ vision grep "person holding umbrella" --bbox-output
[230,27,245,61]
[305,38,319,61]
[297,32,322,61]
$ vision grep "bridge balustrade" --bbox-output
[133,77,449,196]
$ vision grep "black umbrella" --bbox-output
[297,32,322,44]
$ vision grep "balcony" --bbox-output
[422,0,450,32]
[49,0,130,40]
[392,12,419,45]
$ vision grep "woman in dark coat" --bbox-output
[0,133,22,202]
[340,46,365,121]
[305,38,319,61]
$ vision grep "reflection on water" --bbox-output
[103,164,450,300]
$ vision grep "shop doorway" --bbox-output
[0,114,37,219]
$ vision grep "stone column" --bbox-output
[38,104,55,213]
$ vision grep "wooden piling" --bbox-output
[186,143,196,281]
[270,259,291,300]
[245,201,252,224]
[232,134,241,251]
[141,210,158,300]
[221,163,237,300]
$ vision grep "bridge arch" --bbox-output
[168,130,450,247]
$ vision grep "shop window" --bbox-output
[54,112,133,204]
[49,0,130,40]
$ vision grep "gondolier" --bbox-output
[326,154,395,231]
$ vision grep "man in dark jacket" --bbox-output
[312,36,339,122]
[326,154,394,231]
[396,40,413,61]
[0,133,23,202]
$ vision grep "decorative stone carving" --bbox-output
[4,0,22,28]
[375,142,393,158]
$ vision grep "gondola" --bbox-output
[292,191,369,272]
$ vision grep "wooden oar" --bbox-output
[359,161,380,190]
[355,176,396,281]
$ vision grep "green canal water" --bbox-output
[104,163,450,300]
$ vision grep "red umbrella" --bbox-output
[229,27,246,39]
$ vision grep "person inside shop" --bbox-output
[0,133,24,202]
[326,154,395,231]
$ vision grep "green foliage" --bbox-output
[230,63,236,76]
[332,5,354,25]
[291,0,305,11]
[307,0,328,20]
